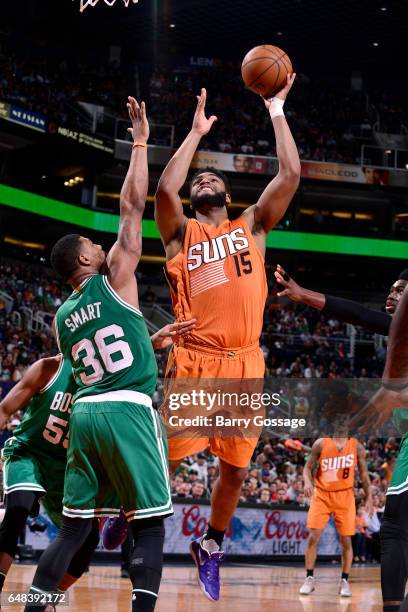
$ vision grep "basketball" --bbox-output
[241,44,293,98]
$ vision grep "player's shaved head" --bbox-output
[51,234,82,281]
[51,234,106,282]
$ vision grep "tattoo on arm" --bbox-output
[118,218,142,254]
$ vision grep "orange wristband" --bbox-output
[132,142,147,148]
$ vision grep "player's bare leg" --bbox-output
[304,528,323,572]
[338,535,353,596]
[340,535,353,575]
[208,460,247,531]
[299,528,323,594]
[190,459,247,601]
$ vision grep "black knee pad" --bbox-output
[57,516,94,543]
[27,517,95,597]
[5,490,40,514]
[129,518,165,594]
[66,519,100,579]
[0,491,40,557]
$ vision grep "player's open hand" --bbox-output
[274,265,304,302]
[151,319,197,351]
[263,73,296,108]
[274,72,296,101]
[127,97,149,144]
[191,88,218,136]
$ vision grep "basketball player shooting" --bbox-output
[300,419,373,598]
[154,74,300,601]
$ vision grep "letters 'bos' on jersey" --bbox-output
[11,357,76,460]
[165,218,268,349]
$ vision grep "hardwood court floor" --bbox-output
[3,563,383,611]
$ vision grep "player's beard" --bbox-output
[190,191,227,211]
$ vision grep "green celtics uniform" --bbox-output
[55,274,172,520]
[2,358,76,527]
[387,409,408,495]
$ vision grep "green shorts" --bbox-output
[387,436,408,496]
[63,400,173,521]
[2,438,65,527]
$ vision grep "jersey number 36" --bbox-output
[71,324,133,386]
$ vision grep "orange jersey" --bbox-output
[165,217,267,349]
[315,438,358,492]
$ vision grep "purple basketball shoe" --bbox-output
[190,538,225,601]
[101,509,129,550]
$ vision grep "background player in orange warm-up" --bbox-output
[300,420,373,598]
[155,75,300,601]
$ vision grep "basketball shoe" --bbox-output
[190,538,224,601]
[339,578,352,597]
[299,576,315,595]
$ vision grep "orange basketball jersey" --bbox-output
[165,217,267,349]
[315,438,358,492]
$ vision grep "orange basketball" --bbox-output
[241,45,292,98]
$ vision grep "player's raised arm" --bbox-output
[275,264,392,335]
[274,265,326,309]
[0,357,60,430]
[106,97,149,294]
[303,438,323,498]
[243,74,300,248]
[155,88,217,259]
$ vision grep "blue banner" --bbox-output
[9,105,47,132]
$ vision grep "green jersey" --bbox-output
[12,357,76,460]
[55,274,157,401]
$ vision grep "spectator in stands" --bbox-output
[296,492,308,507]
[190,453,209,487]
[257,489,272,505]
[191,481,206,500]
[273,487,290,505]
